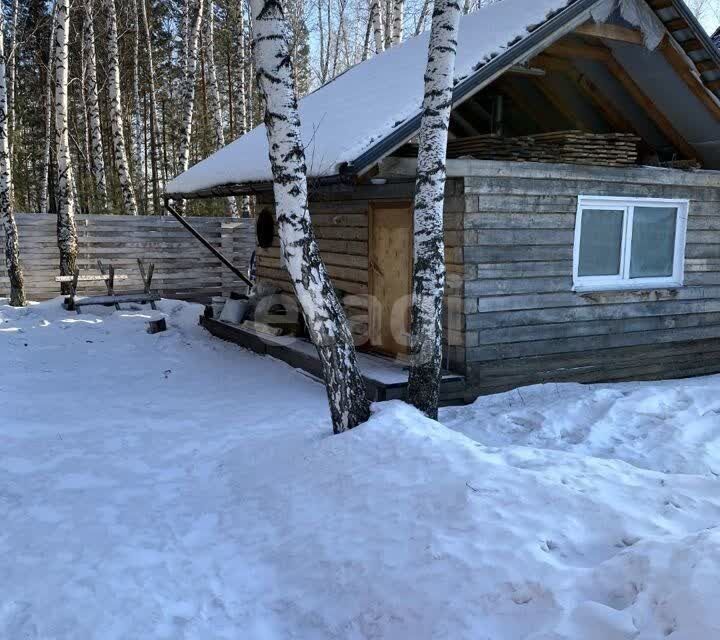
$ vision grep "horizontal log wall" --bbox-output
[461,161,720,396]
[0,214,254,302]
[255,180,465,366]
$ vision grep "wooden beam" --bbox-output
[696,60,716,73]
[603,56,696,158]
[545,41,611,62]
[531,54,573,73]
[573,72,636,135]
[497,81,546,132]
[531,77,591,131]
[533,54,641,138]
[665,18,688,31]
[451,108,482,137]
[680,38,704,53]
[507,65,546,77]
[706,79,720,91]
[460,95,492,126]
[575,23,644,45]
[544,38,696,158]
[659,35,720,121]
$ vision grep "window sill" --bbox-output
[572,282,683,294]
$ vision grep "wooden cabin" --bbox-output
[167,0,720,402]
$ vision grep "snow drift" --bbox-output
[2,298,720,639]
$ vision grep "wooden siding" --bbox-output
[460,161,720,396]
[254,180,466,366]
[0,214,254,302]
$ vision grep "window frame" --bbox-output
[572,195,689,293]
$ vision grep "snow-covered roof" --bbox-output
[166,0,589,197]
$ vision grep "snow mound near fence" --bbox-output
[2,298,720,639]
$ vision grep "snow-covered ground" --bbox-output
[2,298,719,639]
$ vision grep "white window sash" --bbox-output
[573,196,688,293]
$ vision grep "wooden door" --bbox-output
[369,204,413,356]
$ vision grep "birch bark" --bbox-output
[54,0,78,290]
[407,0,461,419]
[229,1,250,216]
[391,0,404,44]
[205,0,238,216]
[7,0,18,159]
[177,0,204,176]
[131,0,145,212]
[105,0,138,215]
[250,0,370,433]
[83,0,108,212]
[370,0,384,53]
[139,0,163,212]
[40,4,57,214]
[0,6,24,306]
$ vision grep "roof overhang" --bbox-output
[166,0,720,200]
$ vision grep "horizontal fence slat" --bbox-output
[1,214,255,302]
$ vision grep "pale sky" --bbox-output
[700,14,720,35]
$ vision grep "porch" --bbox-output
[200,316,466,404]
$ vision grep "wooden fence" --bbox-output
[0,214,256,302]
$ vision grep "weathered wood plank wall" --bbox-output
[459,160,720,396]
[0,214,254,302]
[254,181,466,363]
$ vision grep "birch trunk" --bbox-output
[407,0,461,419]
[383,0,393,47]
[83,0,108,212]
[370,0,384,53]
[0,6,24,306]
[40,5,57,214]
[131,0,145,212]
[391,0,403,45]
[54,0,78,291]
[205,0,237,216]
[6,0,18,161]
[250,0,370,433]
[230,1,250,217]
[105,0,138,215]
[177,0,204,176]
[139,0,163,213]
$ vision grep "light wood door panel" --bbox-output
[369,205,413,356]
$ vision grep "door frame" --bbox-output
[368,200,414,357]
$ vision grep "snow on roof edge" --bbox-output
[166,0,591,198]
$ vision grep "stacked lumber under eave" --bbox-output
[445,131,640,167]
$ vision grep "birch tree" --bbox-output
[205,0,238,216]
[392,0,404,44]
[139,0,162,212]
[0,5,25,306]
[131,0,145,211]
[54,0,78,290]
[40,4,57,214]
[407,0,461,419]
[83,0,108,211]
[250,0,370,433]
[105,0,138,215]
[177,0,204,176]
[6,0,18,158]
[229,0,250,216]
[370,0,384,53]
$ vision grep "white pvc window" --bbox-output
[573,196,688,292]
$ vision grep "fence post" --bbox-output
[221,221,235,297]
